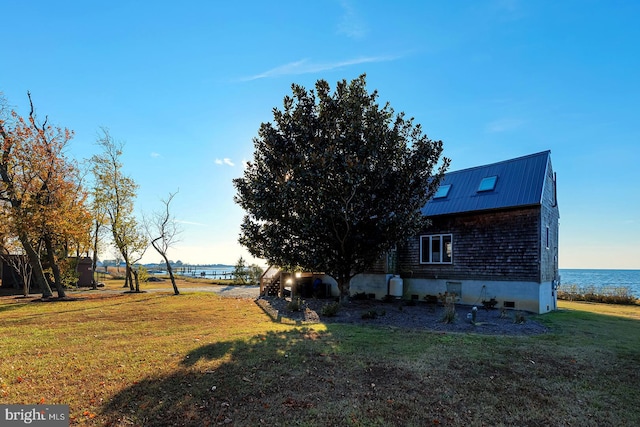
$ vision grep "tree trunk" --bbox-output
[21,267,30,297]
[163,255,179,295]
[337,272,351,304]
[18,232,53,298]
[121,252,133,290]
[44,235,66,298]
[91,221,100,290]
[125,262,134,291]
[132,268,140,293]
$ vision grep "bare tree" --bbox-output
[88,169,109,289]
[91,129,147,292]
[145,191,181,295]
[0,241,33,297]
[128,246,148,293]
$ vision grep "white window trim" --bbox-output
[420,234,453,264]
[545,226,550,249]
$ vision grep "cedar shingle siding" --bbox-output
[396,150,560,287]
[540,158,560,283]
[354,151,561,313]
[400,206,542,282]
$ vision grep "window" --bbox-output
[433,184,451,199]
[420,234,453,264]
[478,175,498,192]
[546,226,550,249]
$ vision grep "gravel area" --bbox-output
[256,296,550,335]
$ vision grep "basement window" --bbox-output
[433,184,451,199]
[478,175,498,192]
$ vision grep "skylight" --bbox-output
[433,184,451,199]
[478,176,498,192]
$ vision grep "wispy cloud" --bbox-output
[241,55,399,81]
[215,158,235,167]
[337,0,368,39]
[150,152,160,158]
[485,118,526,133]
[176,219,207,226]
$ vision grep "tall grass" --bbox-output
[558,284,638,305]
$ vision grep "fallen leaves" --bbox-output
[282,397,314,409]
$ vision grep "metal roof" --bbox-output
[422,151,551,217]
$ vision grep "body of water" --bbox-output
[559,269,640,298]
[152,267,234,280]
[151,267,640,296]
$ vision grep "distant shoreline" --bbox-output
[559,269,640,298]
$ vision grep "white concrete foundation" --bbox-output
[346,274,557,314]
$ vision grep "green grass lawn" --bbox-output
[1,283,639,426]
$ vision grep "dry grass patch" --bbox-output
[0,290,292,425]
[558,299,640,320]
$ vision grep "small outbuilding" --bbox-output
[0,256,94,290]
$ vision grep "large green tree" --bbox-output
[234,75,449,300]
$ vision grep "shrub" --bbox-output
[513,311,527,324]
[232,257,249,284]
[441,305,457,324]
[361,310,378,320]
[440,292,457,324]
[321,302,341,317]
[247,264,264,285]
[558,284,637,305]
[59,258,80,288]
[287,297,303,312]
[136,266,149,283]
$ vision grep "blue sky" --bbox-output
[1,0,638,269]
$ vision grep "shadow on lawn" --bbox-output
[99,311,640,427]
[100,327,443,426]
[99,328,347,426]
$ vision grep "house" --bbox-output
[349,151,560,314]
